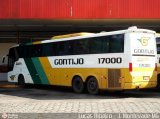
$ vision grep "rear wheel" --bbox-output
[87,77,99,95]
[18,75,25,88]
[72,76,84,93]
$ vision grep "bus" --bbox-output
[7,26,157,94]
[156,33,160,88]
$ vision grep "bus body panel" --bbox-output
[124,32,157,89]
[8,58,34,84]
[8,59,157,90]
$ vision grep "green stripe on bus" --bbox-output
[24,58,42,84]
[31,58,50,85]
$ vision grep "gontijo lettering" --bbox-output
[54,58,84,65]
[134,49,154,54]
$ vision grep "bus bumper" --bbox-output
[123,82,157,89]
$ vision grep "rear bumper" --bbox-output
[123,81,157,89]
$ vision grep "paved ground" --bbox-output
[0,85,160,118]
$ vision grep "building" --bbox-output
[0,0,160,80]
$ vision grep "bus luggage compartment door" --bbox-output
[108,69,121,88]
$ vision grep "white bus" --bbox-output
[7,27,157,94]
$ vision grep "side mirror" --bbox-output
[2,56,5,63]
[2,55,8,64]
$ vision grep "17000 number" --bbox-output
[98,57,122,64]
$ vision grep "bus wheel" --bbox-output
[87,77,99,95]
[18,75,25,88]
[72,76,84,93]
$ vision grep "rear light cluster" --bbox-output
[129,63,132,72]
[129,63,157,72]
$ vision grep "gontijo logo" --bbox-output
[10,75,16,80]
[138,37,150,46]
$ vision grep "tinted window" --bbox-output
[17,34,124,58]
[109,34,124,53]
[156,38,160,54]
[88,34,124,54]
[89,37,104,54]
[57,41,66,55]
[31,45,42,57]
[73,39,89,54]
[157,44,160,54]
[42,43,54,56]
[66,41,74,55]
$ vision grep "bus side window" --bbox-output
[14,47,19,61]
[109,34,124,53]
[76,39,89,54]
[25,46,30,58]
[90,37,103,54]
[56,41,72,56]
[18,46,23,58]
[73,40,83,54]
[157,44,160,54]
[31,45,42,57]
[26,46,32,58]
[42,43,55,56]
[66,41,74,55]
[102,36,109,53]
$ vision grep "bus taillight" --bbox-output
[129,63,132,72]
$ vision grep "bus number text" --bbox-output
[98,57,122,64]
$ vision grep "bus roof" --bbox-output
[51,32,95,40]
[16,26,156,46]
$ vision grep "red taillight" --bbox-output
[155,63,157,71]
[129,63,132,72]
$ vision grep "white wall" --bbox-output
[0,73,7,81]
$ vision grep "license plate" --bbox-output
[143,76,149,80]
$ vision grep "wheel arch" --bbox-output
[17,73,25,83]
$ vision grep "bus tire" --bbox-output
[87,77,99,95]
[72,76,84,93]
[18,75,25,88]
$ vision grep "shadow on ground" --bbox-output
[0,84,160,100]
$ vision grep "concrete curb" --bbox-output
[0,82,17,88]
